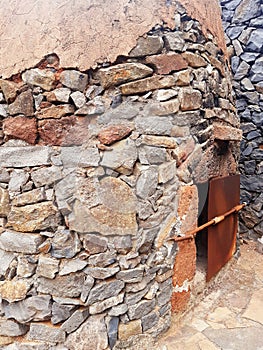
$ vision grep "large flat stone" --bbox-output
[0,230,44,254]
[204,326,263,350]
[7,202,60,232]
[0,146,51,167]
[120,75,175,95]
[99,62,153,88]
[27,323,66,343]
[37,273,85,298]
[146,53,188,74]
[65,314,108,350]
[242,289,263,325]
[3,116,37,145]
[60,146,100,168]
[69,177,137,236]
[3,295,51,323]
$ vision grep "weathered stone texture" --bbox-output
[3,116,37,145]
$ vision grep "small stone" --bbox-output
[144,98,180,116]
[116,268,144,283]
[0,280,30,302]
[99,63,153,88]
[36,255,59,279]
[0,250,15,276]
[136,166,158,199]
[70,91,86,108]
[82,234,108,254]
[139,146,167,165]
[135,116,173,136]
[129,36,163,57]
[76,96,105,116]
[0,79,20,103]
[181,52,207,68]
[107,316,119,350]
[87,251,117,268]
[164,32,185,51]
[84,267,119,280]
[17,256,37,278]
[61,309,89,334]
[146,53,188,74]
[60,70,88,92]
[120,75,175,95]
[3,295,51,323]
[0,104,7,117]
[118,320,142,341]
[98,125,133,145]
[0,230,44,254]
[51,303,76,325]
[158,161,177,183]
[109,303,128,316]
[234,61,250,80]
[36,104,75,119]
[0,318,29,337]
[141,311,159,331]
[22,68,56,91]
[0,188,10,217]
[156,89,178,101]
[179,88,202,111]
[31,166,62,187]
[61,146,100,168]
[111,235,133,254]
[89,293,124,314]
[27,323,66,343]
[7,202,60,233]
[37,273,86,298]
[12,188,46,207]
[65,315,108,350]
[213,124,242,141]
[0,146,51,168]
[128,300,155,320]
[80,275,95,303]
[8,90,34,117]
[59,258,88,276]
[100,138,137,175]
[233,0,261,23]
[138,135,177,148]
[87,280,125,305]
[3,116,37,145]
[51,230,81,259]
[174,69,191,86]
[45,87,71,103]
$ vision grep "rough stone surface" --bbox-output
[60,70,88,92]
[120,75,175,95]
[7,202,59,232]
[0,146,51,168]
[0,280,30,302]
[3,116,37,145]
[118,320,142,341]
[129,36,164,57]
[65,314,108,350]
[0,230,44,254]
[146,53,188,74]
[98,125,133,145]
[27,323,66,343]
[8,90,34,117]
[99,63,153,88]
[0,319,29,337]
[0,188,10,217]
[22,69,56,91]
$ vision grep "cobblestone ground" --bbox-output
[156,240,263,350]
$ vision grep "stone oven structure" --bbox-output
[0,1,242,349]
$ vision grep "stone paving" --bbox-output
[156,240,263,350]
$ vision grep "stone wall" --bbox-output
[0,3,240,350]
[220,0,263,238]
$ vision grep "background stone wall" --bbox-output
[0,2,241,350]
[220,0,263,238]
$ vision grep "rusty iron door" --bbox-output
[207,174,240,282]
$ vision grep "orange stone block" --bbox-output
[171,290,191,313]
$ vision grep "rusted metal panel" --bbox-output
[207,174,240,281]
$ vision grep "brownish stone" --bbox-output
[99,62,153,88]
[98,125,133,145]
[171,290,191,313]
[118,320,142,341]
[0,79,21,103]
[36,104,75,119]
[0,280,30,302]
[38,116,91,146]
[120,75,175,95]
[213,123,242,141]
[3,116,37,145]
[0,188,10,217]
[146,53,188,74]
[182,52,207,68]
[179,88,202,111]
[177,185,198,234]
[8,90,34,117]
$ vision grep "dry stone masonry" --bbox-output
[0,3,241,349]
[221,0,263,238]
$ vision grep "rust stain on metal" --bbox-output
[207,174,240,281]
